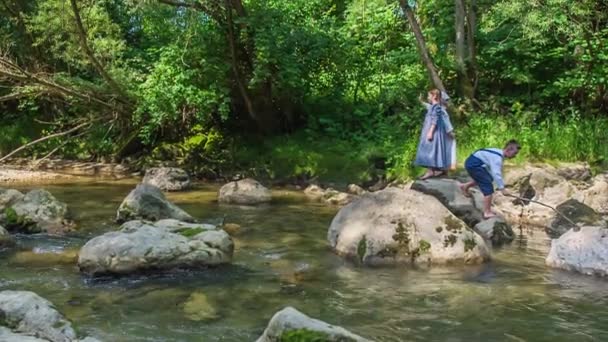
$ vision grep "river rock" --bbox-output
[0,225,14,247]
[347,184,367,195]
[256,307,370,342]
[142,167,191,191]
[182,292,219,321]
[9,249,79,267]
[411,179,514,245]
[546,199,601,238]
[578,174,608,214]
[1,189,73,234]
[218,178,271,204]
[78,219,233,276]
[546,226,608,277]
[494,166,579,227]
[304,185,356,206]
[116,183,194,223]
[328,188,490,266]
[556,163,592,182]
[0,290,76,342]
[0,188,24,211]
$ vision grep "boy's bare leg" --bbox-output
[483,194,497,219]
[459,181,475,198]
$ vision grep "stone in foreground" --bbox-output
[546,226,608,277]
[0,189,73,234]
[142,167,191,191]
[328,188,490,266]
[411,179,514,245]
[116,183,194,223]
[218,178,271,204]
[78,219,233,276]
[0,290,76,342]
[256,307,370,342]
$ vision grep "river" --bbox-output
[1,180,607,341]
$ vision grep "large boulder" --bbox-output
[218,178,271,204]
[546,199,602,238]
[546,226,608,277]
[116,183,194,223]
[0,290,76,342]
[256,307,370,342]
[1,189,73,234]
[411,179,514,245]
[78,219,233,276]
[142,167,191,191]
[328,188,490,266]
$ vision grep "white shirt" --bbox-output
[472,148,505,189]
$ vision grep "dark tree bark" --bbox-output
[398,0,446,92]
[455,0,475,99]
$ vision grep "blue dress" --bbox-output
[414,103,455,170]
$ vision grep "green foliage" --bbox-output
[279,329,332,342]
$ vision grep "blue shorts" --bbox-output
[465,155,494,196]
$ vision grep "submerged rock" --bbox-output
[218,178,271,204]
[78,219,233,276]
[142,167,191,191]
[546,226,608,277]
[411,178,514,245]
[328,188,490,266]
[116,183,194,223]
[256,307,370,342]
[546,199,601,238]
[182,292,219,321]
[9,249,79,267]
[0,290,76,342]
[0,189,73,234]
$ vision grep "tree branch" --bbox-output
[69,0,132,105]
[0,120,95,162]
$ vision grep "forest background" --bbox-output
[1,0,606,184]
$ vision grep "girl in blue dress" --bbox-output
[414,89,455,180]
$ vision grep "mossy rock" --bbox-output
[279,329,334,342]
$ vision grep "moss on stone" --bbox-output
[279,329,333,342]
[419,240,431,253]
[176,227,204,238]
[464,238,477,252]
[357,235,367,262]
[443,234,457,248]
[444,216,464,233]
[4,207,35,232]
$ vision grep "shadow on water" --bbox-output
[1,180,608,341]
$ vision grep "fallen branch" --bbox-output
[0,120,94,163]
[30,130,89,169]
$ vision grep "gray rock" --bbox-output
[304,185,356,206]
[218,178,271,204]
[142,167,191,191]
[411,178,514,245]
[2,189,73,234]
[0,225,14,247]
[116,183,194,223]
[474,217,514,246]
[78,220,233,276]
[0,327,49,342]
[328,188,490,266]
[546,226,608,277]
[0,188,24,211]
[0,290,76,342]
[256,307,370,342]
[546,199,601,238]
[556,164,592,182]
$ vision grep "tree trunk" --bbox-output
[455,0,474,99]
[399,1,445,92]
[465,0,478,97]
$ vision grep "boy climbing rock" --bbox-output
[460,140,521,219]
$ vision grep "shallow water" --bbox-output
[1,180,607,341]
